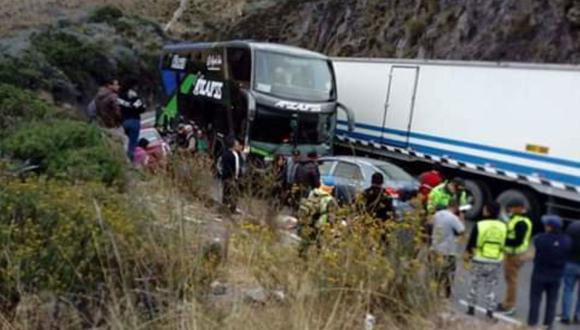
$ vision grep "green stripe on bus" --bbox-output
[159,74,198,125]
[250,147,272,158]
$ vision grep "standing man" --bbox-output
[430,200,465,298]
[287,150,303,208]
[561,220,580,325]
[295,151,321,193]
[427,178,468,214]
[497,198,533,315]
[220,136,242,214]
[95,78,122,129]
[361,172,394,221]
[418,166,444,204]
[297,180,337,257]
[118,80,146,161]
[528,215,572,328]
[465,201,507,319]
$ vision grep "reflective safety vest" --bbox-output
[504,214,533,255]
[427,182,468,213]
[474,219,508,262]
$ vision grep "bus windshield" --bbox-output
[254,51,334,102]
[250,108,334,145]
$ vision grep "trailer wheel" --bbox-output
[496,189,540,221]
[463,179,491,220]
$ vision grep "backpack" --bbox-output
[298,192,323,226]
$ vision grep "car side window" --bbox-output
[319,161,334,176]
[334,162,363,180]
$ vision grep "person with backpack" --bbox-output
[295,151,321,196]
[465,201,507,319]
[91,78,128,150]
[94,78,122,128]
[297,179,337,257]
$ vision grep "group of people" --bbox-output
[88,77,155,169]
[428,178,580,328]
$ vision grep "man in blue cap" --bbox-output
[527,215,572,329]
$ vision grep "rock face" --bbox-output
[0,7,168,105]
[200,0,580,64]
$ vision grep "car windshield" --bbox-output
[250,108,333,145]
[377,163,414,181]
[254,50,334,102]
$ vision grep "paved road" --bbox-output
[452,222,578,328]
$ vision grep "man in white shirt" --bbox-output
[431,199,465,298]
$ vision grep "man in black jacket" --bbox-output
[361,172,393,221]
[528,215,571,328]
[118,79,146,161]
[295,151,321,195]
[220,136,242,214]
[561,220,580,325]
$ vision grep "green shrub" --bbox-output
[0,177,142,310]
[31,30,113,94]
[0,84,58,136]
[1,120,127,186]
[0,55,47,91]
[89,5,124,24]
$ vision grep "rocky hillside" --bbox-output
[0,6,168,106]
[216,0,580,63]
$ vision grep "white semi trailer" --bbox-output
[332,58,580,221]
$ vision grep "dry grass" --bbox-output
[0,0,177,35]
[0,0,247,36]
[0,155,513,329]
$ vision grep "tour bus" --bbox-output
[159,41,354,162]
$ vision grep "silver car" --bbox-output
[318,156,419,204]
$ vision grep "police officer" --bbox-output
[465,201,507,319]
[497,198,533,315]
[427,177,468,214]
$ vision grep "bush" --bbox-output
[1,120,127,186]
[0,84,58,136]
[0,178,142,310]
[31,30,114,96]
[0,55,47,91]
[89,5,124,24]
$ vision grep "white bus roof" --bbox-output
[163,41,328,60]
